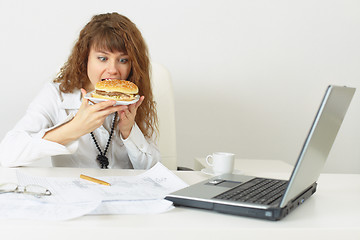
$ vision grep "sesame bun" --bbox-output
[92,79,139,101]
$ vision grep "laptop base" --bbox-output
[166,182,317,221]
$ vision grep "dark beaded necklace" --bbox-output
[90,112,117,169]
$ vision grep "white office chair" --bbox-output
[150,62,177,170]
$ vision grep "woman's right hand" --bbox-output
[43,89,127,145]
[71,89,128,136]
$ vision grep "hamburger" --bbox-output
[92,79,139,101]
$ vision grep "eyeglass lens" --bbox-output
[0,183,18,192]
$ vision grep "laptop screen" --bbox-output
[280,85,355,207]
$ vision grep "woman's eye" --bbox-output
[119,58,128,63]
[98,56,107,61]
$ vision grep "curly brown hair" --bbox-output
[54,12,158,139]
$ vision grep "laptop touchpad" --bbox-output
[206,179,242,188]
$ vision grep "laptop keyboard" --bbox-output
[213,178,288,205]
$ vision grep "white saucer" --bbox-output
[200,168,241,176]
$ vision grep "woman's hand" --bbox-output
[43,89,128,146]
[118,96,145,139]
[72,89,129,135]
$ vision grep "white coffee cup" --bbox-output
[205,152,235,174]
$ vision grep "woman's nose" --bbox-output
[106,61,118,75]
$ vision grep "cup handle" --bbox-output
[205,155,213,167]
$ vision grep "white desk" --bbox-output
[0,162,359,240]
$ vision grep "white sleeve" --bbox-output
[121,123,160,169]
[0,83,78,167]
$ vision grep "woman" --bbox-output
[0,12,159,169]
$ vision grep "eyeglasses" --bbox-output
[0,183,52,197]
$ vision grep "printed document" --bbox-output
[0,163,188,220]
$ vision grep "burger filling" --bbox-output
[94,90,134,99]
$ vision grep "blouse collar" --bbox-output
[59,88,82,110]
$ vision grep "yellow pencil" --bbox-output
[80,174,111,186]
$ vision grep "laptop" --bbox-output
[166,85,355,221]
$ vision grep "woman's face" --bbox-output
[87,46,131,91]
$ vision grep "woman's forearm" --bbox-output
[42,120,84,146]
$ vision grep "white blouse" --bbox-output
[0,82,160,169]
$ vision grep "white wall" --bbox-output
[0,0,359,173]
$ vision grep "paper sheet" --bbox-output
[89,199,174,215]
[0,163,188,220]
[0,194,101,221]
[16,162,188,202]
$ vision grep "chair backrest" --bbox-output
[150,62,177,170]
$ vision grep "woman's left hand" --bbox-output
[118,96,145,139]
